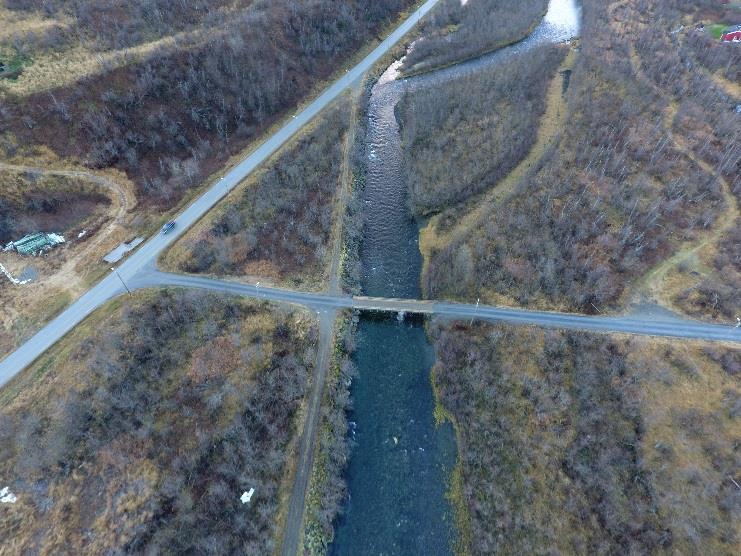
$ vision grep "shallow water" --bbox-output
[358,80,422,300]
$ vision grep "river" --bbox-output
[330,1,580,553]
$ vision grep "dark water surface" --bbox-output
[331,1,581,552]
[330,43,458,556]
[330,315,457,555]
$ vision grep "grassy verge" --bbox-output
[708,23,728,39]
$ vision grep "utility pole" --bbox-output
[111,267,131,296]
[470,298,480,326]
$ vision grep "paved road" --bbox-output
[132,271,741,344]
[0,0,738,382]
[0,0,446,388]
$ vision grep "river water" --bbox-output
[330,70,458,555]
[330,1,580,553]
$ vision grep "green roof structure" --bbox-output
[4,232,65,256]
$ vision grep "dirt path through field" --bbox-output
[625,47,739,312]
[0,162,136,294]
[418,48,576,279]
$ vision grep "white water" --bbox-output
[543,0,582,38]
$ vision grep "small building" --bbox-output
[721,24,741,42]
[4,232,65,256]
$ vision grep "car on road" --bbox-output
[161,221,176,234]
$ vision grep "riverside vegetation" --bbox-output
[419,0,739,320]
[401,0,549,75]
[0,290,317,554]
[432,321,740,554]
[165,102,349,290]
[399,44,566,217]
[303,313,358,555]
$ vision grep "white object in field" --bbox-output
[78,230,87,239]
[0,487,17,504]
[241,488,255,504]
[0,263,32,285]
[47,233,65,245]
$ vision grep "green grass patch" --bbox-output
[708,23,728,39]
[0,48,30,79]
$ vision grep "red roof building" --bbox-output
[721,25,741,41]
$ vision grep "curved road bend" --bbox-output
[0,0,445,387]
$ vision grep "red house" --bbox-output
[721,25,741,41]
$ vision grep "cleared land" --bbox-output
[432,321,740,555]
[421,0,739,320]
[164,99,351,291]
[0,164,136,358]
[0,289,317,554]
[400,0,548,75]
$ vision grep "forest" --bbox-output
[401,0,548,75]
[399,44,565,217]
[165,102,348,289]
[1,0,415,211]
[0,290,316,554]
[432,321,740,554]
[422,0,739,318]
